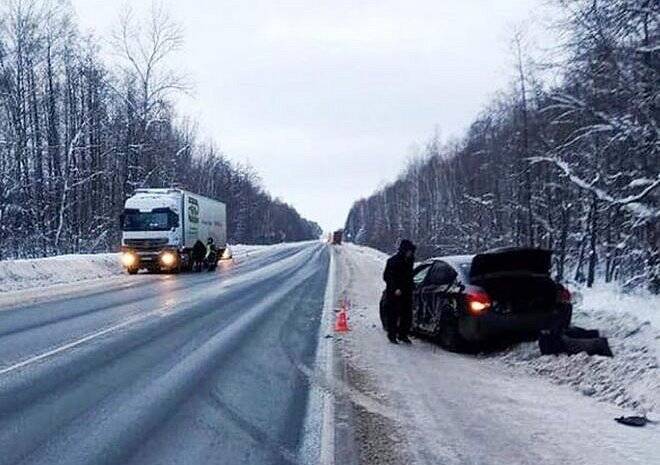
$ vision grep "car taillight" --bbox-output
[466,289,491,316]
[557,285,571,304]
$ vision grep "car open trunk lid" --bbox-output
[469,248,557,313]
[470,247,551,279]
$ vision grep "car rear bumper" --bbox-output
[458,305,572,342]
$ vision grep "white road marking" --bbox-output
[319,247,336,465]
[0,314,144,376]
[297,245,336,465]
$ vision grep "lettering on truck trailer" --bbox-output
[188,197,199,236]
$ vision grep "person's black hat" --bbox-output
[398,239,416,253]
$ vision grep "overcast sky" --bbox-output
[72,0,543,231]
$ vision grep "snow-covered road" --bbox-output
[0,242,330,465]
[332,244,659,465]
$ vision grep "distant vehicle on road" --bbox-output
[380,247,572,351]
[120,188,227,274]
[332,230,343,245]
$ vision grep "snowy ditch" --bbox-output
[490,285,659,415]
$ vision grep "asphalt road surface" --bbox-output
[0,242,330,465]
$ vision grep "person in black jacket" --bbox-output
[383,239,416,344]
[191,240,207,271]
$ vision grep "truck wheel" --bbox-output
[127,267,138,275]
[182,252,193,272]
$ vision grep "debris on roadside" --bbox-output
[539,326,613,357]
[614,415,654,427]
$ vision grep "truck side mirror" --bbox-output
[119,213,125,228]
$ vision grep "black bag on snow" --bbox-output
[565,326,600,339]
[539,326,613,357]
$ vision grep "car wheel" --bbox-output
[436,311,463,352]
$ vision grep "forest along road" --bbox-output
[0,242,330,465]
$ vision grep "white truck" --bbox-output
[120,188,227,274]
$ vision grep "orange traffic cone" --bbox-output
[334,309,350,332]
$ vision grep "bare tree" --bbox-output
[112,1,187,127]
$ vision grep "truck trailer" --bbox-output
[120,188,227,274]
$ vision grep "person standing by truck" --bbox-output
[191,240,207,272]
[205,237,215,259]
[383,239,416,344]
[204,237,218,271]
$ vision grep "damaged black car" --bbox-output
[382,247,573,351]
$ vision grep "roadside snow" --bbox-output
[580,283,660,331]
[230,242,303,260]
[0,253,121,293]
[333,243,659,465]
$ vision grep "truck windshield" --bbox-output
[122,209,178,231]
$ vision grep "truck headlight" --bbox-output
[121,252,137,267]
[160,252,177,266]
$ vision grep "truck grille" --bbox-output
[124,238,169,250]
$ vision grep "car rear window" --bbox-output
[458,262,471,276]
[442,259,471,282]
[426,261,458,285]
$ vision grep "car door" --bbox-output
[411,264,432,332]
[416,261,458,334]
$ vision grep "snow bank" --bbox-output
[495,285,660,414]
[0,253,122,293]
[580,283,660,331]
[229,242,301,260]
